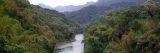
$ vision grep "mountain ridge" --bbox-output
[64,0,145,25]
[38,1,95,12]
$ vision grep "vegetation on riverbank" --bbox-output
[1,0,160,53]
[84,0,160,53]
[0,0,76,53]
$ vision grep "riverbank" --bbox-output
[55,39,75,49]
[55,34,84,53]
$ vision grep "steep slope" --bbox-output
[65,0,145,25]
[38,2,95,12]
[84,0,160,53]
[0,0,75,53]
[38,3,54,9]
[53,2,95,12]
[30,6,77,41]
[95,0,144,6]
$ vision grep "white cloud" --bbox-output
[28,0,98,7]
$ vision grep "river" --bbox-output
[55,34,84,53]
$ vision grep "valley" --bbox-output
[0,0,160,53]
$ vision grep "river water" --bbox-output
[56,34,84,53]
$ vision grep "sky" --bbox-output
[28,0,98,7]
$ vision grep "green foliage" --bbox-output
[84,0,160,53]
[30,6,75,42]
[0,0,76,53]
[65,1,144,26]
[0,16,22,37]
[85,36,104,53]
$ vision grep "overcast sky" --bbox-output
[28,0,98,7]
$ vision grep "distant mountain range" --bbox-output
[64,0,145,25]
[38,3,53,9]
[38,0,145,25]
[38,2,95,12]
[95,0,145,7]
[54,2,95,12]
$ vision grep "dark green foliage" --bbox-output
[65,1,144,26]
[84,0,160,53]
[0,36,6,53]
[30,6,76,42]
[0,0,75,53]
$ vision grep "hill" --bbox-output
[38,2,95,12]
[84,0,160,53]
[0,0,76,53]
[64,0,145,25]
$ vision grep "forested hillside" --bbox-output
[1,0,160,53]
[53,2,95,12]
[64,0,145,25]
[0,0,76,53]
[84,0,160,53]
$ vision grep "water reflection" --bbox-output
[56,34,84,53]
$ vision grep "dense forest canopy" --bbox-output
[64,0,145,25]
[1,0,160,53]
[0,0,76,53]
[84,0,160,53]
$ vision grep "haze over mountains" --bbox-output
[1,0,160,53]
[64,0,145,25]
[54,2,95,12]
[38,3,54,9]
[38,1,95,12]
[95,0,145,6]
[38,0,145,25]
